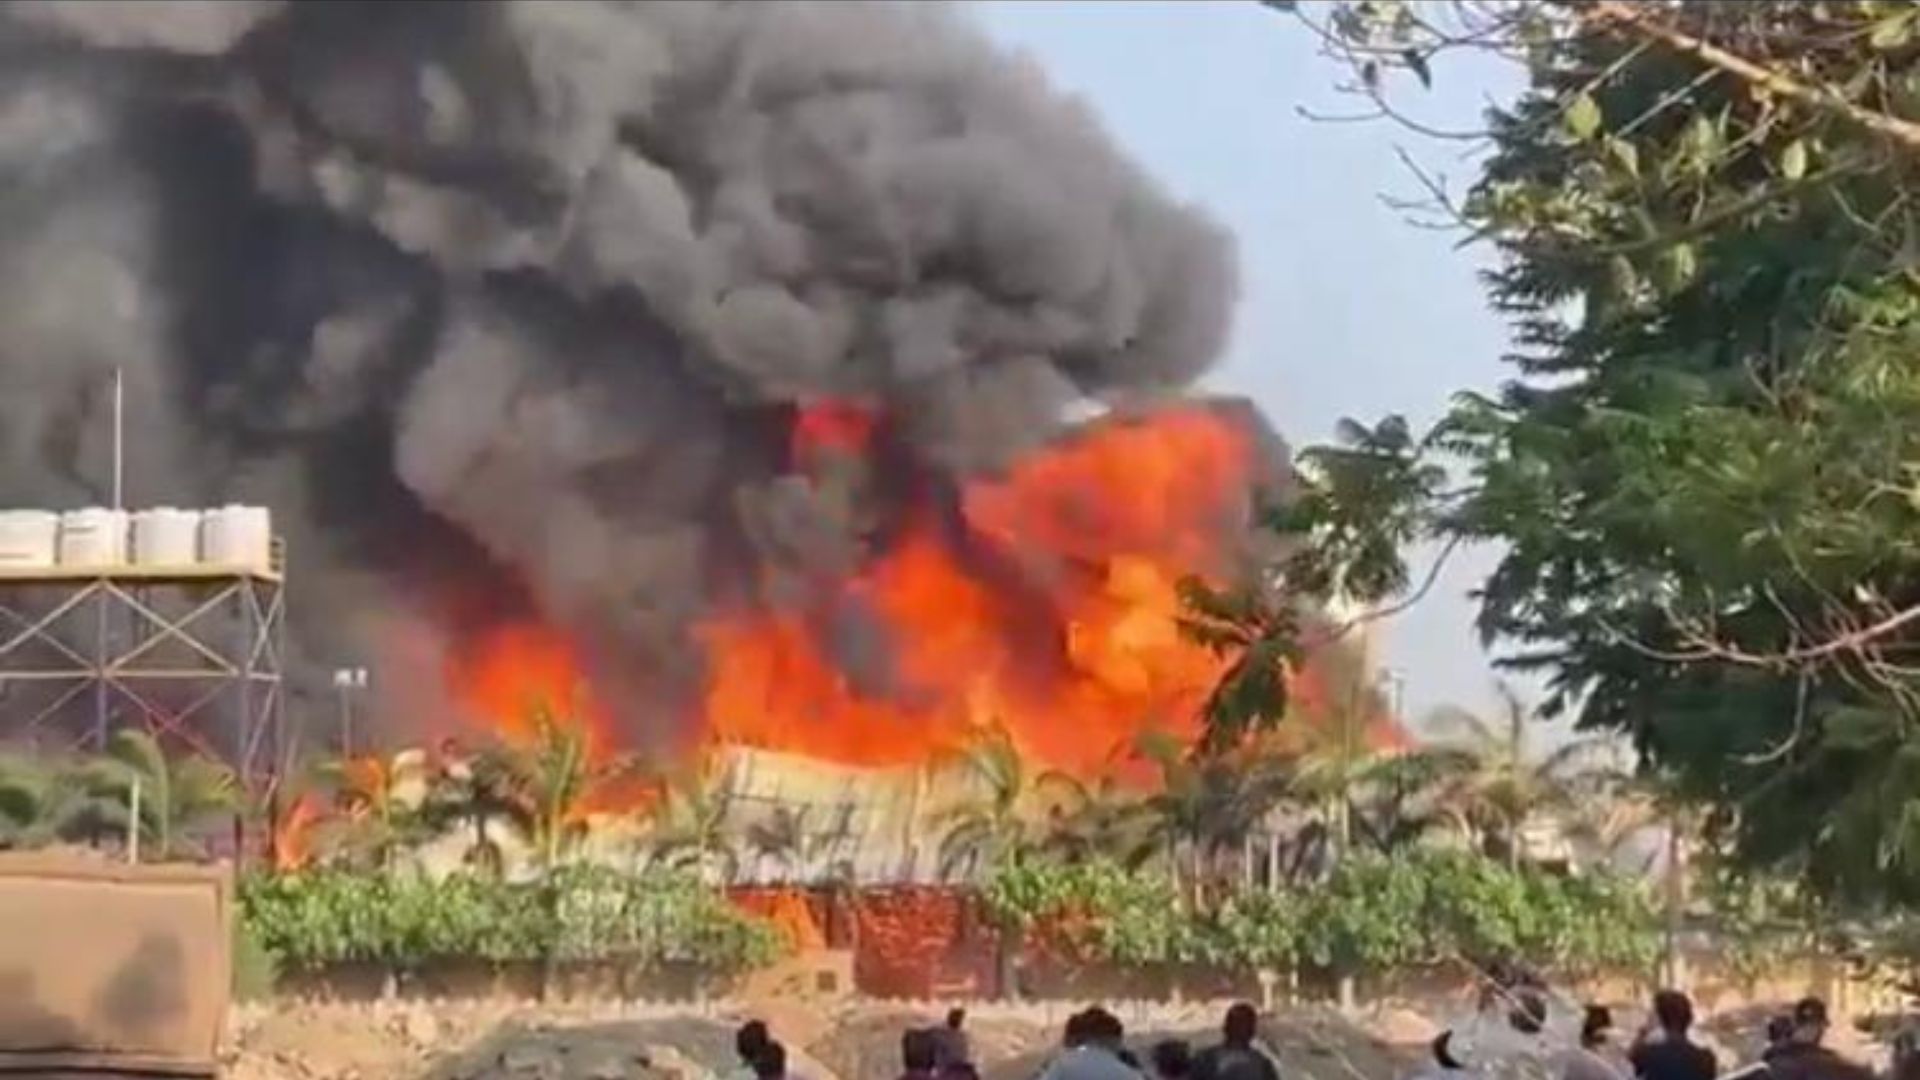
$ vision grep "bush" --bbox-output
[981,848,1658,978]
[238,865,783,978]
[231,911,280,1003]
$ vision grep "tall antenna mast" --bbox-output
[111,367,123,510]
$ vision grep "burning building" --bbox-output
[0,0,1350,826]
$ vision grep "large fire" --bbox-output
[449,404,1272,777]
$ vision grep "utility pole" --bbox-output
[111,367,124,511]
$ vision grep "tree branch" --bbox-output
[1585,0,1920,154]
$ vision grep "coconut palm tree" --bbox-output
[1424,682,1619,869]
[744,802,857,884]
[1133,730,1293,902]
[0,753,86,849]
[1037,772,1157,867]
[479,696,644,873]
[645,756,739,882]
[1348,750,1460,854]
[419,742,520,878]
[70,730,239,860]
[930,723,1079,880]
[314,749,436,872]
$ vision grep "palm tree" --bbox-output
[744,803,857,884]
[0,753,86,849]
[1348,750,1460,854]
[420,742,520,878]
[71,730,239,860]
[1285,653,1391,862]
[315,749,435,871]
[1424,682,1618,869]
[645,756,738,883]
[1037,773,1157,867]
[479,696,643,873]
[1133,730,1291,903]
[930,724,1076,880]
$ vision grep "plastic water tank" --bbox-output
[201,505,272,572]
[0,511,59,568]
[57,508,130,567]
[132,508,202,567]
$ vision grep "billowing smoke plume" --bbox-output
[0,0,1239,746]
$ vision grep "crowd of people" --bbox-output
[728,990,1902,1080]
[1412,986,1883,1080]
[728,1002,1285,1080]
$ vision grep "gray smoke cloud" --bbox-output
[0,0,1240,747]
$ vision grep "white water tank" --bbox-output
[57,508,129,567]
[0,511,59,568]
[201,505,272,572]
[132,508,202,567]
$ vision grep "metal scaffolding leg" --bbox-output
[0,571,285,791]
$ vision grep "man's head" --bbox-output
[1063,1009,1093,1049]
[752,1041,787,1080]
[737,1020,771,1065]
[902,1028,940,1073]
[1792,997,1830,1046]
[1222,1002,1259,1046]
[1581,1005,1613,1050]
[1150,1039,1192,1080]
[1509,989,1548,1036]
[947,1008,966,1031]
[1653,989,1696,1035]
[1083,1007,1125,1049]
[1767,1014,1795,1048]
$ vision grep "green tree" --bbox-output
[1036,772,1158,868]
[1132,731,1292,902]
[1424,684,1617,869]
[930,724,1077,880]
[314,750,435,872]
[645,757,739,883]
[479,697,641,873]
[420,747,521,878]
[1249,0,1920,904]
[72,730,239,860]
[0,753,84,849]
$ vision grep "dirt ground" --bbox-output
[221,996,1899,1080]
[221,999,1430,1080]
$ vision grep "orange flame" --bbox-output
[448,625,620,756]
[445,404,1320,779]
[791,400,878,466]
[702,406,1249,772]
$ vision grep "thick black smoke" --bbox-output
[0,0,1238,746]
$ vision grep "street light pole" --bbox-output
[331,667,369,757]
[1378,667,1407,726]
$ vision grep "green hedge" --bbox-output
[239,865,784,975]
[982,849,1659,977]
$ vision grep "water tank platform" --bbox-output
[0,561,283,583]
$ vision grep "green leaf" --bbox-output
[1871,11,1914,50]
[1683,114,1722,170]
[1604,136,1640,178]
[1605,254,1641,301]
[1657,243,1699,293]
[1563,92,1602,142]
[1780,139,1808,181]
[1403,49,1432,89]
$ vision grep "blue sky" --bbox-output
[970,1,1533,723]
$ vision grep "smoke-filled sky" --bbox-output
[0,0,1549,744]
[975,1,1546,728]
[0,0,1269,749]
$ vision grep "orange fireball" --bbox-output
[443,404,1337,782]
